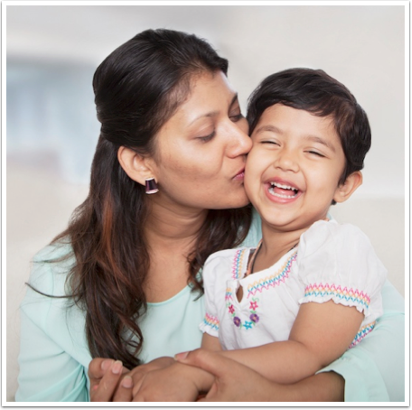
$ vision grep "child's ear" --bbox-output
[117,146,157,187]
[333,171,363,204]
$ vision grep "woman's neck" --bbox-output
[144,199,208,247]
[142,199,208,303]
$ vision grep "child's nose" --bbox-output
[274,148,299,172]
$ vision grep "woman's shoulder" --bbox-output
[25,241,75,300]
[32,240,74,262]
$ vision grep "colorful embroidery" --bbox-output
[231,249,248,279]
[226,296,260,330]
[225,287,233,301]
[304,283,371,310]
[349,321,376,348]
[246,251,297,298]
[203,313,220,331]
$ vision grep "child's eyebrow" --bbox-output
[304,135,336,153]
[255,125,336,152]
[254,125,337,153]
[254,125,282,134]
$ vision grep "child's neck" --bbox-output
[252,224,305,273]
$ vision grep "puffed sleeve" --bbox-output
[198,252,223,337]
[297,220,387,321]
[199,248,240,338]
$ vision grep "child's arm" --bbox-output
[130,301,362,401]
[213,300,364,384]
[201,333,223,351]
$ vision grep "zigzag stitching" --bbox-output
[203,313,220,331]
[225,288,233,301]
[231,249,247,279]
[349,321,376,348]
[304,283,371,308]
[247,252,297,298]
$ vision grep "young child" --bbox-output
[198,68,387,385]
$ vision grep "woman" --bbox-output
[16,29,404,402]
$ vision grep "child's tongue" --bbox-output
[274,186,293,196]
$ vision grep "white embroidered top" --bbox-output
[200,219,387,351]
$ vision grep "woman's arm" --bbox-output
[16,309,88,402]
[16,246,93,402]
[92,281,405,402]
[93,300,356,403]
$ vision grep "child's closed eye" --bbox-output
[306,150,325,157]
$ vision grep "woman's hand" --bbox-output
[88,356,176,402]
[175,349,345,402]
[88,358,133,402]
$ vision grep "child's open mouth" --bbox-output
[268,181,300,199]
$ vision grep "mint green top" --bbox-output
[16,211,405,402]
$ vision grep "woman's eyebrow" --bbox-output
[229,93,240,109]
[189,93,239,125]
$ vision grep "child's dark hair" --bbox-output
[247,68,371,186]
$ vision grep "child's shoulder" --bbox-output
[304,218,367,236]
[301,219,372,255]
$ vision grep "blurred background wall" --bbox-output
[6,3,407,402]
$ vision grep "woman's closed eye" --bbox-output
[229,112,244,122]
[197,130,216,142]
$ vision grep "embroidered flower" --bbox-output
[243,321,253,329]
[250,313,259,323]
[228,304,235,314]
[233,317,241,327]
[249,301,258,310]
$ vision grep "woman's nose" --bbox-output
[226,120,252,158]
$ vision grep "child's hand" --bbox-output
[131,361,212,402]
[176,349,277,402]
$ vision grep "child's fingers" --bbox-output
[175,349,228,379]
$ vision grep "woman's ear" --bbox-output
[333,171,363,204]
[117,146,156,186]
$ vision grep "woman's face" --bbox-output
[149,71,251,212]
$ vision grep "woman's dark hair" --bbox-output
[45,29,251,369]
[247,68,371,187]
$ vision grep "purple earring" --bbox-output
[145,178,159,194]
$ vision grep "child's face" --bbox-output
[245,104,346,232]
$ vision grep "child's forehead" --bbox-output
[256,104,336,134]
